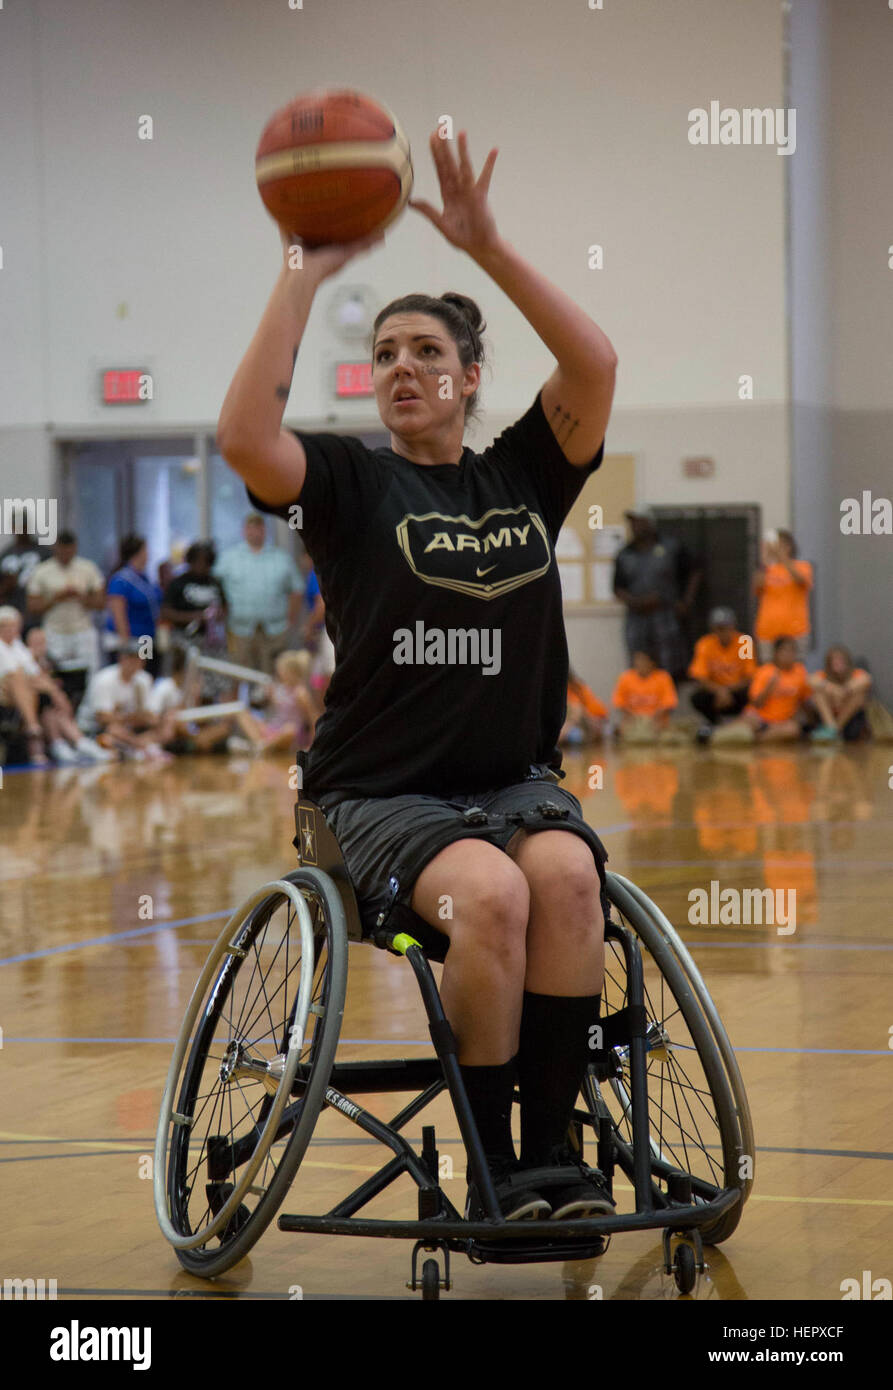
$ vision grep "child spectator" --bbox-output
[247,649,319,753]
[715,636,811,743]
[612,649,678,741]
[560,668,608,745]
[806,646,872,743]
[689,606,758,733]
[151,645,274,756]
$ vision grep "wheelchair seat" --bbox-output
[293,795,452,962]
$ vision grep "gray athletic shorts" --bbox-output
[316,764,609,957]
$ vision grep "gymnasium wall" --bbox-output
[826,1,893,704]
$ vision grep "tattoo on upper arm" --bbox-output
[550,403,581,447]
[275,346,299,402]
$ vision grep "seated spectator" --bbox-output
[0,605,50,764]
[689,606,758,733]
[0,607,108,765]
[714,636,811,743]
[612,649,678,741]
[24,625,113,763]
[806,646,872,743]
[150,645,270,756]
[247,650,319,754]
[77,640,173,760]
[560,668,608,745]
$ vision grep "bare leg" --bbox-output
[410,839,529,1064]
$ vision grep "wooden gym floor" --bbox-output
[1,742,891,1301]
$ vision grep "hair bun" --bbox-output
[440,291,485,338]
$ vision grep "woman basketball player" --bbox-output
[218,129,617,1221]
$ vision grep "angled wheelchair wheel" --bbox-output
[154,867,347,1277]
[583,871,754,1245]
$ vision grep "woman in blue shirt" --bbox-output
[105,534,162,674]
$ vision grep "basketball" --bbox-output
[255,88,413,247]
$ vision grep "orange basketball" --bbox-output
[255,88,413,247]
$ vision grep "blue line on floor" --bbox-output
[0,911,231,966]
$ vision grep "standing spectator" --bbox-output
[161,542,228,647]
[612,649,678,740]
[26,531,105,699]
[0,532,43,617]
[806,646,872,743]
[753,529,813,662]
[104,535,162,674]
[613,507,700,682]
[689,606,758,732]
[214,514,303,674]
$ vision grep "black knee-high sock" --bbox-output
[516,992,601,1168]
[457,1058,517,1176]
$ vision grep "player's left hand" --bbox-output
[409,130,501,258]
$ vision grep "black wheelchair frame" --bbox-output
[155,792,753,1298]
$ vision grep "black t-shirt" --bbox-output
[162,572,226,624]
[247,390,604,799]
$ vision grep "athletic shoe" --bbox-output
[539,1144,616,1221]
[810,723,840,743]
[695,723,714,745]
[76,737,116,763]
[225,735,254,754]
[50,739,80,765]
[711,721,755,744]
[464,1157,552,1222]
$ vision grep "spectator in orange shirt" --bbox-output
[560,668,608,745]
[805,645,872,743]
[689,606,757,730]
[715,637,810,743]
[612,649,677,739]
[754,529,813,662]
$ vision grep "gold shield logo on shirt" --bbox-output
[396,506,551,599]
[297,807,318,865]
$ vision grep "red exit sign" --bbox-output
[102,369,149,404]
[334,362,374,398]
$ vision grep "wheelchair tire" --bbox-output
[583,872,753,1246]
[154,867,347,1277]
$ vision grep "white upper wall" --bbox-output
[1,0,787,432]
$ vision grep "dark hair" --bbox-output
[777,528,798,558]
[186,540,216,567]
[773,635,796,657]
[119,534,146,567]
[371,292,487,422]
[56,530,77,547]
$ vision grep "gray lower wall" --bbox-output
[829,411,893,705]
[0,427,58,553]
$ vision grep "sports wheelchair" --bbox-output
[154,790,753,1298]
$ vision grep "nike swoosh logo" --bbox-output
[475,565,497,577]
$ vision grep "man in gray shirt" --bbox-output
[613,507,700,681]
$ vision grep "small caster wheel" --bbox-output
[421,1258,440,1301]
[673,1242,697,1294]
